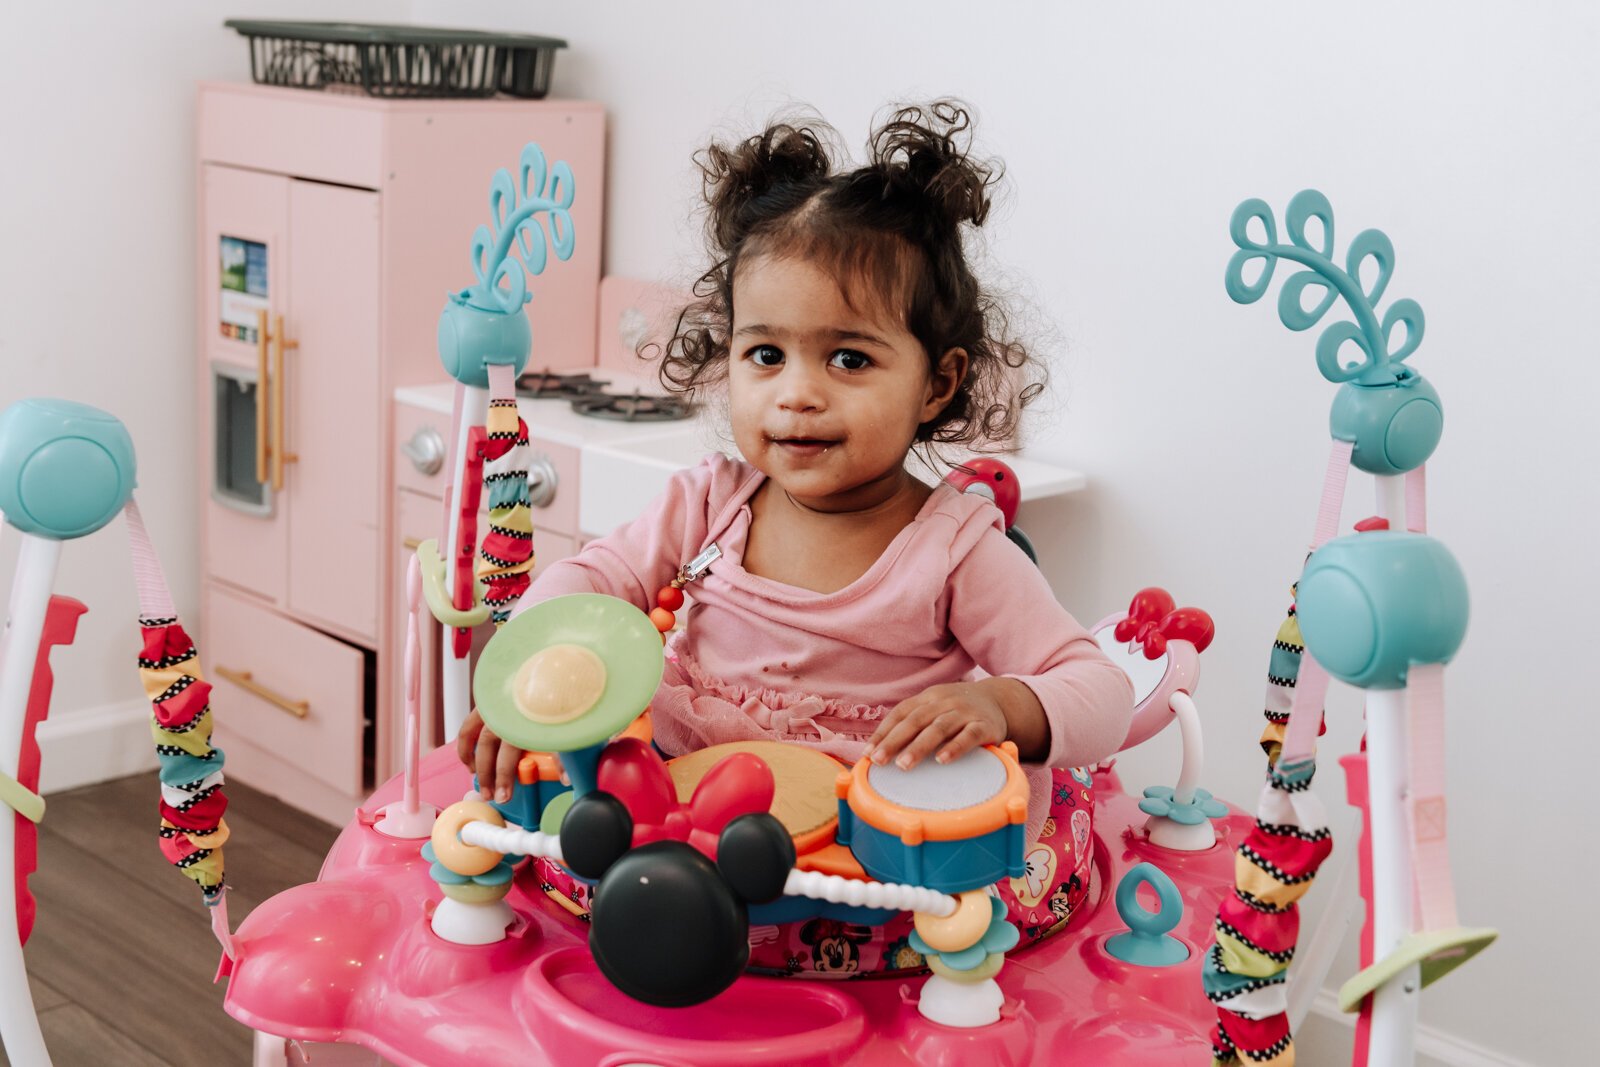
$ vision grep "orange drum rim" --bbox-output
[843,742,1028,843]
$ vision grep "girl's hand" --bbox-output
[455,707,526,803]
[866,682,1009,771]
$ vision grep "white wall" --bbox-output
[0,2,410,785]
[409,2,1595,1062]
[2,0,1592,1061]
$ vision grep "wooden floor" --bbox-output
[5,773,340,1067]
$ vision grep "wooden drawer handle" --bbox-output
[215,665,310,719]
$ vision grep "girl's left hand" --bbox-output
[866,681,1009,771]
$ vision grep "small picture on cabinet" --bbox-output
[220,235,269,343]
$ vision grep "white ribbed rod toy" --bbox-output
[458,820,564,862]
[782,869,958,917]
[451,819,959,918]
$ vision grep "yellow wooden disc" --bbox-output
[431,800,505,877]
[914,889,992,953]
[667,740,842,843]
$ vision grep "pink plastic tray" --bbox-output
[225,747,1246,1066]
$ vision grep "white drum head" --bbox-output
[866,747,1006,812]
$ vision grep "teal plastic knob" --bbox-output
[1329,368,1442,475]
[1296,530,1468,690]
[1105,862,1188,966]
[0,398,136,539]
[437,295,532,388]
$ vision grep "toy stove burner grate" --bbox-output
[570,391,694,422]
[516,368,611,400]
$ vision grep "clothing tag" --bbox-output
[680,543,722,585]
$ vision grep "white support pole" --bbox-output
[1169,690,1204,806]
[1375,475,1405,527]
[441,385,489,741]
[0,532,63,1067]
[1364,687,1420,1066]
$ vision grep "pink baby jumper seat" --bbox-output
[224,581,1238,1067]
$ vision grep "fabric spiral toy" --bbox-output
[126,500,231,911]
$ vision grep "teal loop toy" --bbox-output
[1295,529,1470,691]
[0,399,136,540]
[1105,862,1188,966]
[437,142,577,388]
[1226,190,1440,474]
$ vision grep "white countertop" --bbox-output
[394,375,704,452]
[395,375,1086,536]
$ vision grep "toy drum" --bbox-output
[836,743,1029,895]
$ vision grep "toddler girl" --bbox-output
[458,101,1133,974]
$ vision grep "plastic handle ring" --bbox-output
[1116,861,1182,938]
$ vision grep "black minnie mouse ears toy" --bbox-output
[561,790,796,1006]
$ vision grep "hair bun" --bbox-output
[698,122,834,251]
[868,100,997,231]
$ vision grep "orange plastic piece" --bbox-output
[517,750,563,785]
[649,607,675,632]
[518,712,654,784]
[795,841,866,880]
[841,744,1029,842]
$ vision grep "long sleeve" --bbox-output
[512,454,759,617]
[945,526,1134,768]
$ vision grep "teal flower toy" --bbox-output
[437,142,577,388]
[421,841,515,901]
[1226,190,1439,475]
[908,895,1019,974]
[1139,785,1228,826]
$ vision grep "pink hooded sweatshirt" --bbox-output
[513,453,1133,840]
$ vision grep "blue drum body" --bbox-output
[835,811,1027,895]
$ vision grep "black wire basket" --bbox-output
[225,20,567,99]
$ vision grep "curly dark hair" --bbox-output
[657,100,1043,454]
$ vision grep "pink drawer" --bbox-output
[393,401,580,537]
[199,83,385,189]
[206,584,365,796]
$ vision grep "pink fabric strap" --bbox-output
[1280,658,1331,766]
[1312,440,1354,548]
[1280,439,1354,765]
[1407,662,1458,931]
[123,498,177,620]
[488,362,516,403]
[1405,464,1427,533]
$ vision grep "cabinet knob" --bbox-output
[528,454,558,508]
[403,426,446,476]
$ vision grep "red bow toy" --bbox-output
[596,737,775,860]
[1113,587,1215,661]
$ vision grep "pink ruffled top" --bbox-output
[514,454,1133,840]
